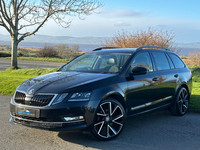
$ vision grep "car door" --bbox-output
[150,52,177,105]
[126,52,160,115]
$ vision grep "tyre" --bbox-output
[170,87,189,116]
[92,99,125,141]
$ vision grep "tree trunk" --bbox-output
[11,36,18,68]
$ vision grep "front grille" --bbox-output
[15,91,26,104]
[14,91,55,107]
[30,95,54,106]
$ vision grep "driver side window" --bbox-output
[131,52,153,72]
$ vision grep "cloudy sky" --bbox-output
[1,0,200,43]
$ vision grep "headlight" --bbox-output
[68,92,91,102]
[52,93,68,105]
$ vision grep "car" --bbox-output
[9,46,192,140]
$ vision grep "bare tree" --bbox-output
[71,44,79,51]
[0,0,103,68]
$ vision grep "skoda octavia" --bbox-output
[10,46,192,140]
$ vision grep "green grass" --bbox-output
[188,82,200,113]
[0,68,57,95]
[0,51,11,54]
[0,57,71,63]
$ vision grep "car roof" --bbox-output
[93,48,137,53]
[92,46,175,54]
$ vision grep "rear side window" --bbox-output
[152,52,170,71]
[169,54,185,68]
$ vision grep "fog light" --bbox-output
[64,116,84,122]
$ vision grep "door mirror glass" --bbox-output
[131,67,147,75]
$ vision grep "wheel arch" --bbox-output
[103,93,126,113]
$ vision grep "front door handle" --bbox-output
[174,74,179,78]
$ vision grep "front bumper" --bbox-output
[9,114,87,131]
[10,100,99,131]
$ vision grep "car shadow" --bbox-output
[189,94,200,112]
[57,110,173,149]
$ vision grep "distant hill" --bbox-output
[1,34,200,48]
[0,34,105,45]
[177,42,200,49]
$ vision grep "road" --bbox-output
[1,95,200,150]
[0,59,65,71]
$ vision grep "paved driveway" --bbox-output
[1,95,200,150]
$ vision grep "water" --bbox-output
[0,40,200,55]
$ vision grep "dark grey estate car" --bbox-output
[10,46,192,140]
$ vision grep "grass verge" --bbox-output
[0,68,57,95]
[188,82,200,113]
[0,57,71,63]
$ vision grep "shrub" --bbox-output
[0,52,11,57]
[102,28,178,52]
[36,45,58,58]
[187,51,200,66]
[18,49,29,57]
[55,44,82,59]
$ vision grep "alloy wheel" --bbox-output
[178,88,189,115]
[93,100,125,140]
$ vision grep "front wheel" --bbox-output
[92,99,125,141]
[170,87,189,116]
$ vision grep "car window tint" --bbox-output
[69,54,98,70]
[166,53,175,69]
[169,53,185,68]
[152,52,170,71]
[131,52,153,72]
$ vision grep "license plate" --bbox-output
[16,107,40,118]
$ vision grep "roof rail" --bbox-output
[92,47,120,51]
[136,46,170,51]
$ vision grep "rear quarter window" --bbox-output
[169,53,185,68]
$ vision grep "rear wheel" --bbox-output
[170,87,189,116]
[92,99,125,141]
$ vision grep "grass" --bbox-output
[0,51,11,54]
[0,56,71,63]
[0,68,57,95]
[188,82,200,113]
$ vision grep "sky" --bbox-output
[1,0,200,43]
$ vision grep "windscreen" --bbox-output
[60,52,132,73]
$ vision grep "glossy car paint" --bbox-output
[10,48,192,134]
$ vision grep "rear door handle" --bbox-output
[174,74,179,78]
[152,77,159,81]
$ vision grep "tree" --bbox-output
[102,28,178,52]
[0,0,102,68]
[71,44,80,51]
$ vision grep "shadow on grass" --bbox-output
[188,94,200,113]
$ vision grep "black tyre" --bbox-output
[170,87,189,116]
[92,99,125,141]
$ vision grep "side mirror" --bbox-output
[130,67,147,76]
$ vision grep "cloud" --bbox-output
[114,21,131,27]
[104,9,150,18]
